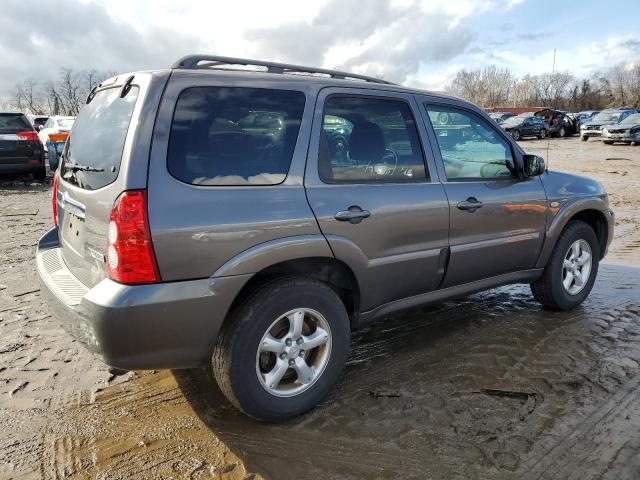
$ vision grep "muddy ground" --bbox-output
[1,137,639,480]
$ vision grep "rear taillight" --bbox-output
[17,131,39,142]
[52,170,59,226]
[106,190,160,285]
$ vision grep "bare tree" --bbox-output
[448,65,514,108]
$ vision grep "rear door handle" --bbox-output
[334,207,371,223]
[457,198,483,212]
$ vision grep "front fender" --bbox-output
[211,235,334,278]
[535,196,612,268]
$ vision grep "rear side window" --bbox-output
[0,114,31,133]
[62,86,139,190]
[319,95,427,183]
[168,87,306,186]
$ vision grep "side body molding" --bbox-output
[535,196,612,268]
[211,235,334,278]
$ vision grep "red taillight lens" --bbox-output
[52,170,59,226]
[17,131,39,142]
[106,190,160,285]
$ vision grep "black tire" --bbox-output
[33,167,46,180]
[603,140,613,145]
[511,129,521,141]
[530,220,599,311]
[558,126,566,138]
[538,129,547,139]
[581,135,588,142]
[212,276,350,421]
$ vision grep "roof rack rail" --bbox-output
[171,55,395,85]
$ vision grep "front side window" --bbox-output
[168,87,306,186]
[425,105,516,181]
[318,95,427,183]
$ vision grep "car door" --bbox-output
[304,88,450,311]
[521,118,533,136]
[419,98,548,287]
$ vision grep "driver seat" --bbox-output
[348,121,385,165]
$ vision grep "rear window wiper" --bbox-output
[65,162,104,172]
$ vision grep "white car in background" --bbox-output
[38,116,75,150]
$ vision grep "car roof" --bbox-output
[0,110,24,115]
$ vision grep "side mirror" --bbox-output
[523,154,545,177]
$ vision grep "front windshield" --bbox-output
[58,118,75,128]
[620,113,640,125]
[592,111,621,123]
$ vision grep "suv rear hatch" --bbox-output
[56,80,146,288]
[0,113,42,167]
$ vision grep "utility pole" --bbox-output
[552,49,556,74]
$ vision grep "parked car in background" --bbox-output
[534,109,576,137]
[27,114,50,131]
[601,113,640,145]
[580,108,637,141]
[501,114,549,140]
[575,111,600,130]
[0,111,46,179]
[38,116,75,150]
[36,55,614,421]
[489,112,516,125]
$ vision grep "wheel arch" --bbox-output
[536,199,612,268]
[226,257,361,330]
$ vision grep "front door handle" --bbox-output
[457,197,483,212]
[334,207,371,224]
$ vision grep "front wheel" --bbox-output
[212,277,350,421]
[511,129,521,141]
[538,129,547,139]
[603,140,613,145]
[530,220,599,311]
[581,135,588,141]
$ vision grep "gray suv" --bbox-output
[37,55,614,421]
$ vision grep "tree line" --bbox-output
[446,62,640,111]
[3,68,115,116]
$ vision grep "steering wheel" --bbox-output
[364,148,398,176]
[480,161,512,179]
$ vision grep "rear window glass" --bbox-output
[0,114,31,133]
[61,86,139,190]
[168,87,306,186]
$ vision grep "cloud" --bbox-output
[0,0,205,99]
[246,0,477,84]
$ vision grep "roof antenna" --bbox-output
[546,48,557,172]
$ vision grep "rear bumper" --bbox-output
[0,162,44,174]
[36,227,251,370]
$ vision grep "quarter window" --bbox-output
[425,105,516,181]
[168,87,306,186]
[319,95,427,182]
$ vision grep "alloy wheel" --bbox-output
[255,308,332,397]
[561,239,592,295]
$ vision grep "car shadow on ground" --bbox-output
[173,264,640,479]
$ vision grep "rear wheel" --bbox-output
[530,220,599,311]
[558,126,566,137]
[212,276,350,421]
[581,135,588,141]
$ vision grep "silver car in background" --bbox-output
[602,113,640,145]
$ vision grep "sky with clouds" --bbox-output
[1,0,639,100]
